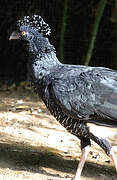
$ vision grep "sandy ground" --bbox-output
[0,88,117,180]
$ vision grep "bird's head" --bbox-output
[10,15,55,55]
[10,15,51,41]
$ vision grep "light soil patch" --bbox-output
[0,89,117,180]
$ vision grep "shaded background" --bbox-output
[0,0,116,85]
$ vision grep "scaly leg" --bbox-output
[109,147,117,171]
[73,145,90,180]
[90,134,117,172]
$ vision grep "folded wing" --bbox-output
[51,68,117,127]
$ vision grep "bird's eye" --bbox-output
[21,31,26,36]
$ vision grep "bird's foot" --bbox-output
[72,177,81,180]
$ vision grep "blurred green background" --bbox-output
[0,0,116,85]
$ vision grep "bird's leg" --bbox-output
[109,147,117,171]
[72,137,91,180]
[73,145,90,180]
[90,133,117,172]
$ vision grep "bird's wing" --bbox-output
[51,68,117,127]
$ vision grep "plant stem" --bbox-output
[84,0,107,66]
[59,0,68,62]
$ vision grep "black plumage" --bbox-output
[10,15,117,180]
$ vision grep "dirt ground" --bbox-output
[0,87,117,180]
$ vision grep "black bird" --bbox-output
[10,15,117,180]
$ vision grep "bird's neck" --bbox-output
[28,38,61,82]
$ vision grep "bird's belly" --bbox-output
[45,100,90,138]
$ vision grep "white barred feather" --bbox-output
[17,15,51,36]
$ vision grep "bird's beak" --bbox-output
[9,31,20,40]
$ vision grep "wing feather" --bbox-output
[51,68,117,127]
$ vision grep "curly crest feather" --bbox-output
[17,15,51,36]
